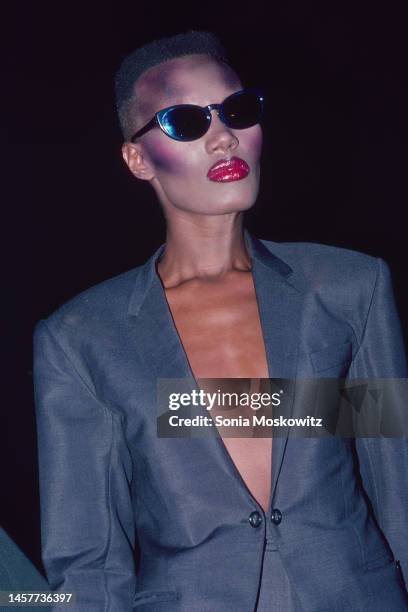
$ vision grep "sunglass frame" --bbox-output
[130,88,265,143]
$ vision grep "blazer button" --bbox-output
[271,508,282,525]
[248,511,263,528]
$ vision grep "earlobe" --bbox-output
[121,142,154,181]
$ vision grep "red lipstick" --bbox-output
[207,156,250,182]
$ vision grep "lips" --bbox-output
[207,156,250,182]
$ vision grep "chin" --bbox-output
[220,191,259,213]
[220,199,255,214]
[198,199,256,215]
[204,181,260,214]
[171,199,253,216]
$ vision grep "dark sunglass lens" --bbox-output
[161,106,209,140]
[222,90,264,129]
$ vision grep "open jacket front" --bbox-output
[34,230,408,611]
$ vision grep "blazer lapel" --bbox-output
[128,231,307,508]
[244,230,306,501]
[127,242,196,386]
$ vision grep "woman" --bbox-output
[34,30,408,610]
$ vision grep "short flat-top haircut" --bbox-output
[114,30,234,141]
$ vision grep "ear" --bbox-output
[121,142,155,181]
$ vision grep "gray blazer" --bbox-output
[33,230,408,611]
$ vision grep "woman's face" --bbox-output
[125,54,263,216]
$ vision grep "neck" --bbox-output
[156,212,252,288]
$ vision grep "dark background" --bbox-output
[4,2,407,575]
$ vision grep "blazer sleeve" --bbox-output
[33,319,137,611]
[348,257,408,585]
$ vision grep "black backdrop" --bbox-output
[4,2,407,574]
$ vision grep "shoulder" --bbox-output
[36,263,145,340]
[258,239,395,324]
[261,238,379,274]
[260,238,385,292]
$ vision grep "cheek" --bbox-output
[146,139,191,174]
[243,126,263,157]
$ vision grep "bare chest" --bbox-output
[164,271,269,379]
[163,271,272,512]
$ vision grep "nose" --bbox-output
[205,110,238,155]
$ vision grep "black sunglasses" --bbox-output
[130,88,265,143]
